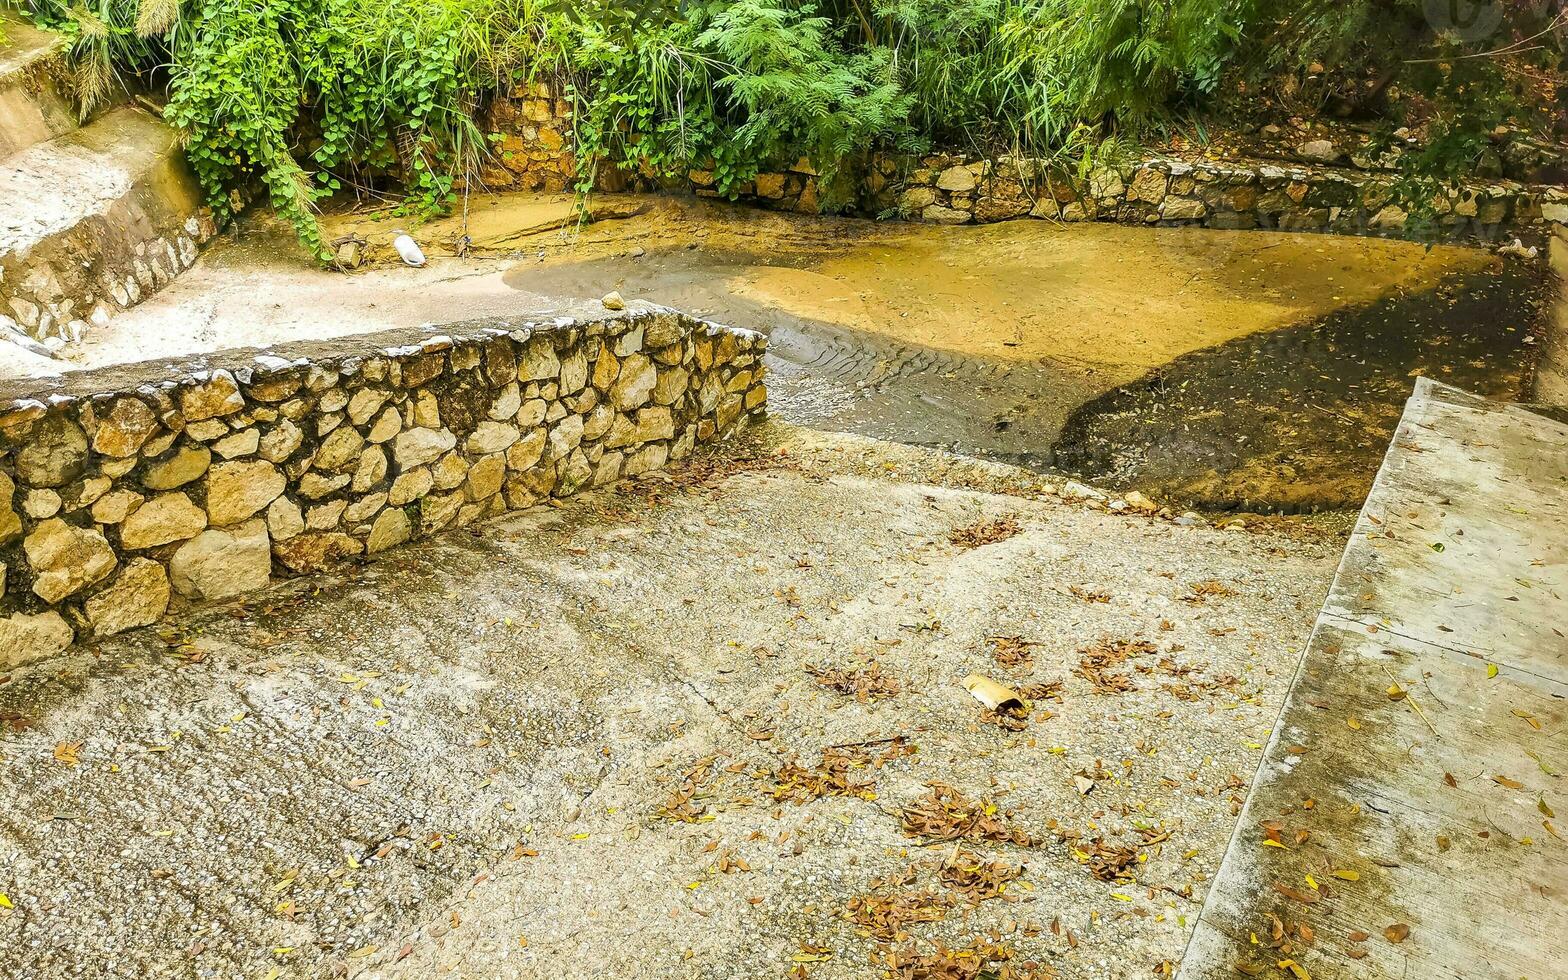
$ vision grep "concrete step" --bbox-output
[1180,378,1568,980]
[0,14,78,160]
[0,105,215,349]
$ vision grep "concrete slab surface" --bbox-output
[1179,379,1568,979]
[0,423,1341,979]
[0,106,186,253]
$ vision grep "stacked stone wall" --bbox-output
[0,309,767,668]
[717,153,1568,240]
[482,83,1566,242]
[479,82,577,193]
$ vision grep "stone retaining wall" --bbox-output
[712,152,1568,241]
[480,82,577,193]
[481,83,1565,242]
[0,308,767,668]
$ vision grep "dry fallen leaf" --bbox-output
[1384,923,1410,944]
[53,741,82,767]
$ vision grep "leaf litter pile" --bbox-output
[948,516,1022,549]
[1075,638,1157,695]
[987,636,1037,671]
[879,937,1057,980]
[806,661,903,701]
[765,739,916,805]
[900,783,1036,847]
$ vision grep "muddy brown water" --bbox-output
[496,204,1546,514]
[1053,265,1547,511]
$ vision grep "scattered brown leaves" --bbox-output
[1069,585,1111,603]
[987,635,1037,670]
[846,889,953,943]
[900,782,1034,847]
[1182,579,1238,604]
[1157,657,1243,701]
[1076,638,1156,694]
[53,741,82,767]
[1081,839,1139,882]
[1252,910,1320,962]
[714,848,752,874]
[657,755,718,822]
[766,739,915,805]
[807,662,902,702]
[1016,681,1064,702]
[938,851,1024,901]
[879,938,1056,979]
[949,517,1022,549]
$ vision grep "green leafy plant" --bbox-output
[18,0,1564,258]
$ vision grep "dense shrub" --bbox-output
[20,0,1565,256]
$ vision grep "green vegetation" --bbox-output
[20,0,1565,255]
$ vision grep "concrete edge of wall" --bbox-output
[0,305,768,670]
[1175,377,1568,979]
[1538,222,1568,407]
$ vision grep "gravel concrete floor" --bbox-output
[0,422,1341,979]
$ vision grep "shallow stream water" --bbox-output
[107,195,1542,515]
[499,201,1548,512]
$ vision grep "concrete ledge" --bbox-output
[0,107,218,351]
[0,307,767,667]
[1538,223,1567,406]
[1178,379,1568,979]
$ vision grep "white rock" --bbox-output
[393,234,427,267]
[0,610,74,669]
[170,519,271,600]
[85,559,170,637]
[1062,480,1107,502]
